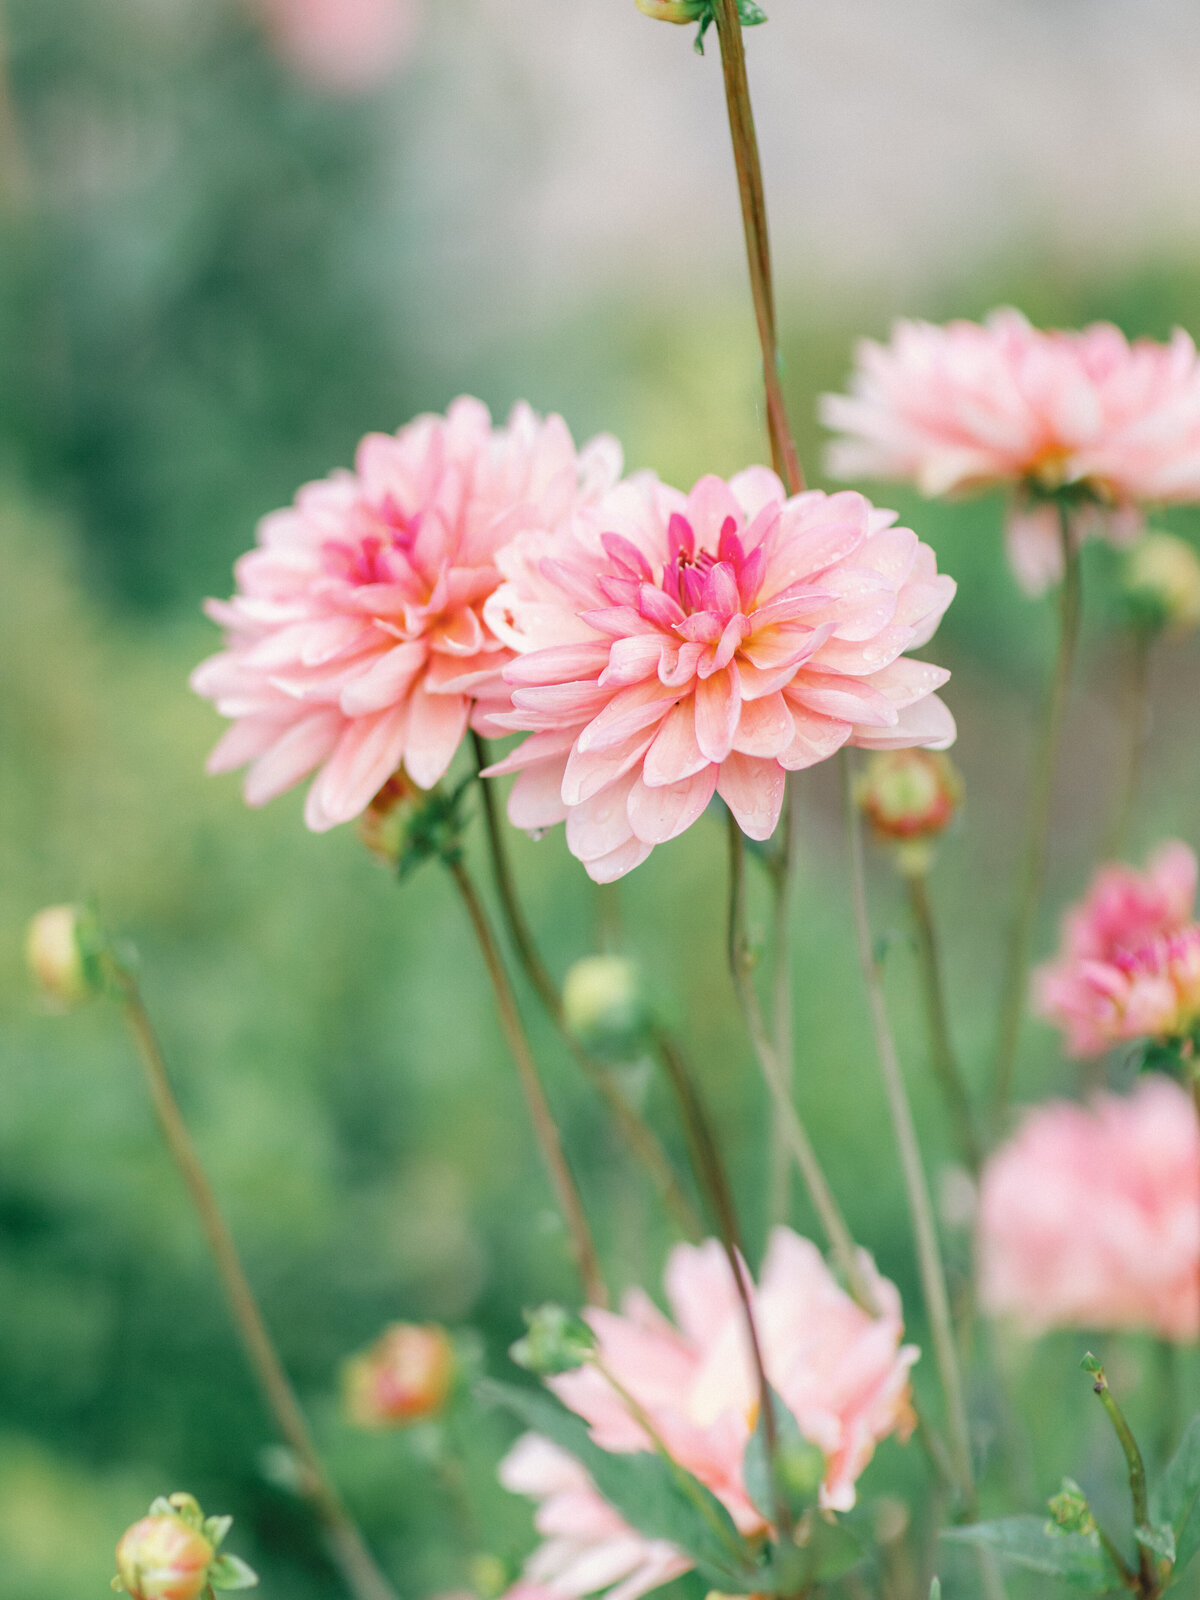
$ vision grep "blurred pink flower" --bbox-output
[1034,841,1200,1056]
[192,399,621,831]
[252,0,422,93]
[484,471,956,881]
[821,311,1200,594]
[500,1230,917,1600]
[978,1078,1200,1342]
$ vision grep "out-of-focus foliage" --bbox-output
[5,2,1200,1597]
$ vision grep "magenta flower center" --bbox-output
[321,495,425,587]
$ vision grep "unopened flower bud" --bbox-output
[510,1304,596,1376]
[25,904,101,1007]
[857,750,962,857]
[115,1515,213,1600]
[562,955,647,1058]
[1047,1478,1096,1535]
[634,0,706,21]
[343,1322,455,1428]
[1124,533,1200,635]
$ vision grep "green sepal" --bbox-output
[942,1517,1120,1592]
[693,0,768,52]
[398,777,473,879]
[208,1553,260,1590]
[510,1305,597,1377]
[204,1514,233,1549]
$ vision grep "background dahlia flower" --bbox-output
[1034,840,1200,1056]
[484,470,956,881]
[978,1078,1200,1342]
[821,310,1200,594]
[500,1230,917,1600]
[251,0,423,94]
[192,399,620,832]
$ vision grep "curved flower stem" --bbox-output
[766,776,802,1225]
[710,0,803,494]
[447,856,608,1309]
[905,866,982,1175]
[1105,626,1153,860]
[726,812,875,1309]
[840,755,976,1512]
[1086,1356,1157,1598]
[991,508,1083,1133]
[471,737,703,1241]
[114,979,399,1600]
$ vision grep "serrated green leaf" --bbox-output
[479,1379,753,1588]
[208,1553,259,1590]
[943,1518,1120,1592]
[1151,1414,1200,1579]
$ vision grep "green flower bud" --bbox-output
[25,905,103,1007]
[1047,1478,1096,1535]
[562,956,647,1057]
[510,1304,596,1376]
[1124,533,1200,635]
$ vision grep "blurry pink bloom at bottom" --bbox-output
[500,1230,917,1599]
[978,1077,1200,1343]
[252,0,422,92]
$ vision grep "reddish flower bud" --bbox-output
[857,750,962,847]
[634,0,706,21]
[357,772,421,865]
[25,905,100,1007]
[343,1323,455,1428]
[114,1514,214,1600]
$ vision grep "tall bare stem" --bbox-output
[710,0,803,494]
[766,776,802,1224]
[840,755,976,1511]
[447,857,608,1308]
[115,979,399,1600]
[471,736,703,1241]
[1105,626,1152,859]
[991,508,1083,1131]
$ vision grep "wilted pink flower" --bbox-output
[500,1230,917,1600]
[192,399,620,832]
[821,311,1200,594]
[1034,841,1200,1056]
[979,1078,1200,1342]
[484,471,955,881]
[252,0,422,93]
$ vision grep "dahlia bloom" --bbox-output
[484,470,956,881]
[501,1230,917,1600]
[192,399,620,831]
[978,1078,1200,1342]
[1034,841,1200,1056]
[251,0,422,93]
[821,311,1200,594]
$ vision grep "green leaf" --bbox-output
[742,1388,824,1526]
[1151,1414,1200,1579]
[208,1553,260,1591]
[204,1515,233,1549]
[943,1518,1120,1592]
[479,1379,753,1588]
[1136,1523,1176,1564]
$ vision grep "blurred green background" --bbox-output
[5,0,1200,1595]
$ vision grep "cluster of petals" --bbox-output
[821,310,1200,593]
[500,1229,918,1600]
[484,470,956,881]
[978,1077,1200,1342]
[251,0,423,92]
[192,399,620,832]
[1034,841,1200,1056]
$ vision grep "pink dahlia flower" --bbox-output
[251,0,422,93]
[1034,841,1200,1056]
[500,1230,917,1600]
[978,1078,1200,1342]
[192,399,620,832]
[821,311,1200,594]
[484,470,956,882]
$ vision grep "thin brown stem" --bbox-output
[841,755,976,1512]
[1106,627,1153,859]
[766,776,801,1225]
[116,983,398,1600]
[710,0,803,494]
[447,857,608,1308]
[991,508,1082,1132]
[471,736,702,1241]
[905,869,982,1174]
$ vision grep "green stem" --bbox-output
[709,0,803,494]
[905,867,982,1174]
[766,776,801,1225]
[1105,626,1153,859]
[471,736,703,1242]
[115,981,399,1600]
[1087,1356,1157,1597]
[991,507,1083,1132]
[447,857,608,1309]
[840,754,976,1512]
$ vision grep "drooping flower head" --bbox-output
[192,399,620,832]
[501,1229,917,1600]
[485,470,956,881]
[1034,841,1200,1056]
[978,1078,1200,1343]
[821,311,1200,593]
